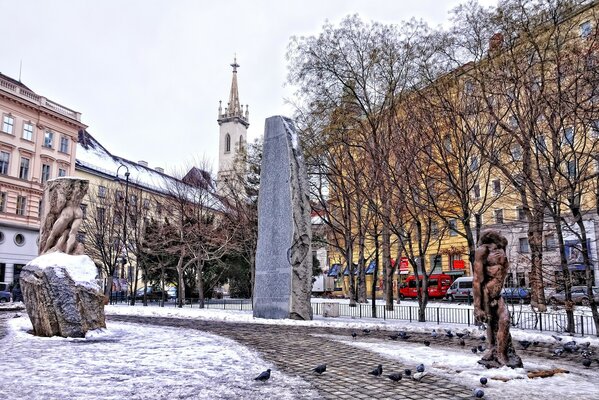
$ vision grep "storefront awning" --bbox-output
[327,264,341,277]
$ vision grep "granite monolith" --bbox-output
[253,116,313,320]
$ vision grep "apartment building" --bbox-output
[0,73,86,287]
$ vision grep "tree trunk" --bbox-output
[130,262,139,306]
[372,229,379,318]
[553,214,575,333]
[528,210,547,312]
[357,234,367,303]
[197,261,205,309]
[382,215,394,311]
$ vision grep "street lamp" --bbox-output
[116,164,130,280]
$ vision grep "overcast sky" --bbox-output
[0,0,496,175]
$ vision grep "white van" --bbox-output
[446,277,473,301]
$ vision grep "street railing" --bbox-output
[118,297,597,336]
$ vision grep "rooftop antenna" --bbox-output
[18,59,22,82]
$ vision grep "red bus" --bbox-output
[399,274,452,299]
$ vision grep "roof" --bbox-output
[76,130,223,211]
[0,72,31,91]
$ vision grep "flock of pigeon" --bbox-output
[254,327,596,399]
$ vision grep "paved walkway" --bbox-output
[107,314,475,400]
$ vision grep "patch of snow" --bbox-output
[2,315,321,400]
[28,252,99,290]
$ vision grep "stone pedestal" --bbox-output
[253,116,313,320]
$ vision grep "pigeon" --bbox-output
[387,372,403,382]
[363,329,371,335]
[254,369,271,382]
[423,340,431,347]
[519,340,532,349]
[477,345,486,353]
[313,364,326,374]
[431,329,438,338]
[582,359,592,367]
[480,377,488,385]
[480,335,486,342]
[474,388,485,398]
[456,332,467,339]
[446,330,454,339]
[416,364,425,373]
[563,341,579,353]
[369,364,383,377]
[552,334,563,342]
[389,334,400,341]
[412,371,428,382]
[581,342,591,349]
[532,341,539,346]
[553,347,565,356]
[458,339,465,346]
[404,368,412,377]
[398,331,411,340]
[352,332,357,340]
[471,347,478,354]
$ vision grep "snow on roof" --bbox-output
[76,130,224,211]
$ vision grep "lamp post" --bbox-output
[116,164,130,281]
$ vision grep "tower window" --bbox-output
[225,133,231,153]
[239,135,244,151]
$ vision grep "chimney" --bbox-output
[489,32,504,55]
[155,167,164,173]
[138,160,148,167]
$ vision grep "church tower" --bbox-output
[217,56,249,185]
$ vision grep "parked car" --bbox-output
[399,274,452,299]
[548,286,599,306]
[134,287,167,302]
[446,277,473,302]
[0,290,11,303]
[167,287,177,300]
[501,287,531,304]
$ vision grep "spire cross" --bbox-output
[230,54,240,73]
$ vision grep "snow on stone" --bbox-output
[2,315,321,400]
[29,252,99,290]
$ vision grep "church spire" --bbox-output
[218,55,249,127]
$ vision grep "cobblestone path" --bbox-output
[108,315,475,400]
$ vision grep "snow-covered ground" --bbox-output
[2,303,598,400]
[1,313,320,400]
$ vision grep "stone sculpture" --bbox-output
[20,177,106,338]
[473,230,523,368]
[253,116,313,320]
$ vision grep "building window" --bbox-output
[430,254,442,273]
[19,157,30,180]
[38,200,43,217]
[0,151,9,175]
[492,179,501,195]
[22,122,34,141]
[563,127,574,146]
[517,206,526,221]
[225,133,231,153]
[143,198,150,209]
[536,135,547,153]
[0,232,4,244]
[14,233,25,246]
[2,115,14,134]
[41,164,51,183]
[510,144,522,160]
[16,196,27,216]
[58,168,66,177]
[431,221,439,237]
[239,135,244,151]
[448,219,458,236]
[80,204,87,219]
[580,20,592,38]
[114,213,122,225]
[0,191,6,212]
[506,273,514,288]
[97,207,105,222]
[519,237,530,253]
[545,234,557,251]
[516,272,526,287]
[567,160,577,178]
[59,136,69,153]
[591,120,599,138]
[494,209,504,224]
[130,194,138,204]
[43,130,54,148]
[444,135,452,152]
[98,185,107,198]
[472,183,481,200]
[116,190,124,201]
[469,156,479,171]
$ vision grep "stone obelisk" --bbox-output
[253,116,313,320]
